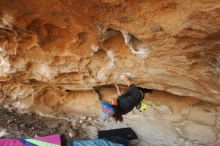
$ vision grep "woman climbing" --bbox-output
[101,74,153,122]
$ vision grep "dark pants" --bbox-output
[118,84,142,115]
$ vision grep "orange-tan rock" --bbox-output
[0,0,219,115]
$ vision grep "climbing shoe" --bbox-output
[136,101,148,112]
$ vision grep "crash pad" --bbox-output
[67,139,123,146]
[0,134,61,146]
[98,128,138,140]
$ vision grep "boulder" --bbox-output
[187,109,216,125]
[182,121,216,144]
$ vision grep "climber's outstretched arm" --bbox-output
[115,84,122,96]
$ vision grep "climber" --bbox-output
[101,74,153,122]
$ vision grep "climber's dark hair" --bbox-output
[112,105,123,122]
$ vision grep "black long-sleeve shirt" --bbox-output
[117,84,143,115]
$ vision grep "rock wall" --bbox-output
[0,1,219,145]
[0,0,219,105]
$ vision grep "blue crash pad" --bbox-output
[67,139,123,146]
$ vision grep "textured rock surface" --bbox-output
[187,109,216,125]
[0,0,219,107]
[182,121,216,144]
[0,1,220,145]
